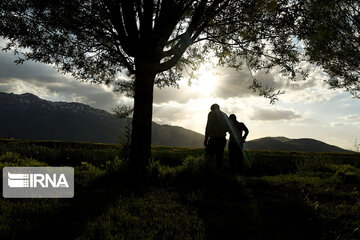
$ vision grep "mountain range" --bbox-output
[244,136,351,153]
[0,92,204,147]
[0,92,351,152]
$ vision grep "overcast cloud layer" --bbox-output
[0,40,359,149]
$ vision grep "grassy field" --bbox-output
[1,138,360,239]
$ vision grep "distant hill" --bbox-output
[152,124,204,147]
[0,92,204,147]
[245,136,351,153]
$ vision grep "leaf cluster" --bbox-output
[297,0,360,98]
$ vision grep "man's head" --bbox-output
[229,114,237,121]
[210,103,220,111]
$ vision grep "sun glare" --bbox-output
[193,63,218,96]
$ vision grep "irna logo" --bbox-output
[3,167,74,198]
[8,172,69,188]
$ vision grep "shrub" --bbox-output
[105,156,125,173]
[75,162,105,187]
[245,151,298,176]
[182,155,206,172]
[0,152,46,167]
[333,165,360,184]
[296,154,334,174]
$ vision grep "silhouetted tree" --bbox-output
[297,0,360,98]
[1,0,359,170]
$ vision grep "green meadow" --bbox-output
[1,138,360,240]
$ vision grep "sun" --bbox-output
[193,63,218,96]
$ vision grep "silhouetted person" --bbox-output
[228,114,249,174]
[204,104,229,169]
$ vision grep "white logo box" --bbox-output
[3,167,74,198]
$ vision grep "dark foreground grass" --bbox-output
[0,139,360,239]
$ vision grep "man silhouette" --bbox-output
[228,114,249,174]
[204,104,229,169]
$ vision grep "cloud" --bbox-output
[330,122,346,127]
[0,51,62,83]
[215,67,253,98]
[153,102,191,123]
[209,62,343,104]
[153,85,202,104]
[340,114,360,121]
[0,49,132,112]
[210,65,289,100]
[249,107,303,121]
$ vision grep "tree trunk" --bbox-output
[129,60,156,172]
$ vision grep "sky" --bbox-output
[0,39,359,150]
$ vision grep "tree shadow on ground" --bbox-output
[172,170,322,240]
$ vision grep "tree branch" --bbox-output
[119,1,139,42]
[103,0,136,56]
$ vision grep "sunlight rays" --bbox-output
[191,62,219,97]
